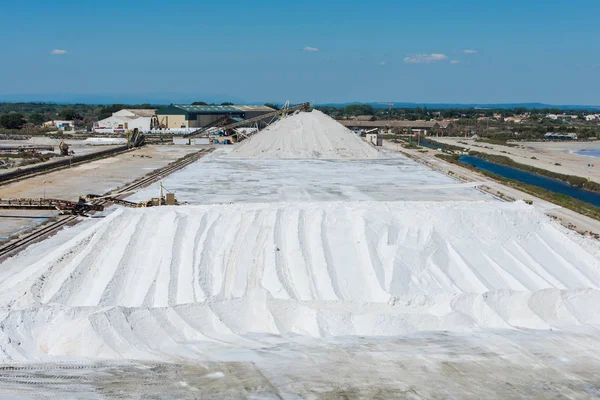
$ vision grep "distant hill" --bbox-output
[316,102,600,110]
[1,94,599,111]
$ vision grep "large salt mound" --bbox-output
[0,201,600,362]
[2,201,598,309]
[228,109,381,159]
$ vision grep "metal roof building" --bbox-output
[232,105,276,120]
[155,105,245,129]
[155,104,275,129]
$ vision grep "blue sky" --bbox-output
[1,0,599,104]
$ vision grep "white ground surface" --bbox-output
[83,137,127,145]
[130,148,489,204]
[1,116,600,398]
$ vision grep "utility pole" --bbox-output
[159,182,163,206]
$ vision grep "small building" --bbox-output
[94,109,157,133]
[544,132,577,140]
[43,120,73,130]
[365,133,382,146]
[172,137,190,145]
[547,114,578,120]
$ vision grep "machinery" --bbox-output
[0,197,104,215]
[127,128,145,148]
[58,140,72,156]
[1,184,178,216]
[86,183,178,208]
[188,102,310,139]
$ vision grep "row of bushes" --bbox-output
[420,138,466,152]
[468,151,600,193]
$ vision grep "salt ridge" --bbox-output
[228,110,381,159]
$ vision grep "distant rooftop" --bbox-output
[172,105,242,113]
[124,109,156,117]
[233,105,275,112]
[339,120,452,129]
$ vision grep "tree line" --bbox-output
[0,101,283,131]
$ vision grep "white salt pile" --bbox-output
[83,137,127,145]
[0,201,599,362]
[228,110,381,159]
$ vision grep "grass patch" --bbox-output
[421,139,466,152]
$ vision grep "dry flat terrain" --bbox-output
[0,145,199,200]
[1,113,600,398]
[0,145,200,239]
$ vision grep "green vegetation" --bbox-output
[468,151,600,193]
[0,102,161,132]
[28,113,44,126]
[312,104,600,140]
[1,101,599,139]
[402,142,421,149]
[343,104,374,116]
[58,108,82,120]
[0,113,26,129]
[435,153,600,222]
[421,138,466,152]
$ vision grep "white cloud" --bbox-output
[380,61,386,65]
[403,53,448,64]
[450,60,461,64]
[463,49,478,54]
[51,49,67,55]
[303,46,319,52]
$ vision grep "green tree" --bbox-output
[0,113,26,129]
[343,104,374,115]
[28,113,45,125]
[192,101,208,105]
[220,102,234,106]
[59,108,81,120]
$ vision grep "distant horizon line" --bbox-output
[0,94,599,110]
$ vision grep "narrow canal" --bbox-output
[459,155,600,207]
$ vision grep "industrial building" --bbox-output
[94,109,157,133]
[339,120,454,135]
[231,105,277,120]
[154,105,275,129]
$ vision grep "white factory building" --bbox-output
[94,109,157,133]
